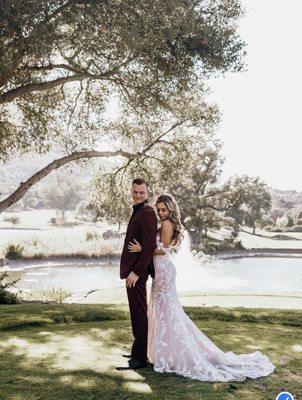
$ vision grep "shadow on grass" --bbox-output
[0,318,301,400]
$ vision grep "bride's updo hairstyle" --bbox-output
[155,194,184,246]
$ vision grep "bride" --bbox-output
[128,193,275,382]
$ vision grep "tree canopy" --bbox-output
[226,176,272,234]
[0,0,245,161]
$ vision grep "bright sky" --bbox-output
[209,0,302,191]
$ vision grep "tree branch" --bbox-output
[1,55,137,104]
[111,120,184,179]
[140,121,185,154]
[0,75,85,104]
[0,149,135,213]
[43,0,80,24]
[0,119,183,213]
[19,63,85,75]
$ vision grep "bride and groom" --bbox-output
[117,178,275,382]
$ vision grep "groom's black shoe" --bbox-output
[116,358,148,370]
[128,358,148,369]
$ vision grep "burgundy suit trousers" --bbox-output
[126,276,148,362]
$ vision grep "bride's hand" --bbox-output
[128,239,142,253]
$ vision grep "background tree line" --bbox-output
[90,140,272,248]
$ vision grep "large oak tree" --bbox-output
[0,0,245,213]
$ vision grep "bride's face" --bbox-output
[156,202,170,221]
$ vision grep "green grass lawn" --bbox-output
[0,304,301,400]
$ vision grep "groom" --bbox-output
[117,178,157,370]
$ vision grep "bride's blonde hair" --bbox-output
[155,194,184,246]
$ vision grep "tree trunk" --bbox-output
[232,222,240,238]
[61,209,66,222]
[252,225,256,235]
[0,121,182,214]
[0,75,86,105]
[0,149,135,214]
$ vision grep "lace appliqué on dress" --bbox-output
[156,241,170,255]
[147,239,275,382]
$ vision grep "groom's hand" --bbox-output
[126,271,139,288]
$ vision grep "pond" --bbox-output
[2,255,302,298]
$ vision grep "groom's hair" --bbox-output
[132,178,149,187]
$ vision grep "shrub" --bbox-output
[201,237,244,252]
[29,238,39,247]
[102,230,122,240]
[5,243,24,259]
[233,240,244,250]
[3,215,20,227]
[271,234,297,240]
[286,216,294,227]
[219,238,244,251]
[285,225,302,233]
[0,272,20,304]
[200,238,217,252]
[269,227,283,233]
[21,287,72,304]
[276,216,289,228]
[86,230,99,241]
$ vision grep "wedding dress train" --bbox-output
[147,240,275,382]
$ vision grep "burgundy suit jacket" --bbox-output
[120,203,157,279]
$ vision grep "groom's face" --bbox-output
[131,183,148,204]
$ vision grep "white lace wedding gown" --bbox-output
[147,237,275,382]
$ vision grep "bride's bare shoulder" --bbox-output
[161,219,174,231]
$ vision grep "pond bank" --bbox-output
[3,247,302,264]
[208,248,302,259]
[0,254,120,267]
[3,252,302,309]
